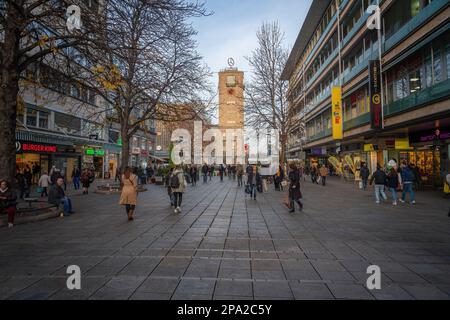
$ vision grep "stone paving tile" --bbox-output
[173,279,216,297]
[289,282,334,300]
[253,281,293,299]
[401,285,450,300]
[214,280,253,297]
[370,284,414,300]
[327,284,375,300]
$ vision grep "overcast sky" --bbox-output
[190,0,312,121]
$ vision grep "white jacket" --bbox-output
[38,174,51,187]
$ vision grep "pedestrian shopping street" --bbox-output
[1,177,450,300]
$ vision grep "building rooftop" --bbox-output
[281,0,333,80]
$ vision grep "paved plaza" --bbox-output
[1,176,450,300]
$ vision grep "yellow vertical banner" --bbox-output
[332,86,343,140]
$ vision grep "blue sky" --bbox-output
[191,0,312,78]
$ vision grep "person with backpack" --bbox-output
[119,166,138,221]
[370,164,387,204]
[386,167,399,206]
[400,162,416,204]
[170,165,186,214]
[165,168,175,207]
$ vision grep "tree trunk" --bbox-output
[0,3,22,185]
[120,126,130,173]
[279,132,287,165]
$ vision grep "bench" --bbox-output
[23,197,39,208]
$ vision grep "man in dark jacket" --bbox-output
[49,178,74,216]
[360,162,370,190]
[288,164,303,213]
[400,163,416,204]
[247,165,262,200]
[370,164,387,204]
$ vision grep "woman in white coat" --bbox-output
[38,172,51,197]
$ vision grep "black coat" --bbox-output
[247,172,262,186]
[360,166,370,180]
[48,185,65,205]
[288,169,302,200]
[370,170,387,185]
[0,188,17,209]
[386,172,399,188]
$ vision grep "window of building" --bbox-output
[446,43,450,80]
[38,111,49,129]
[26,108,37,127]
[433,48,442,83]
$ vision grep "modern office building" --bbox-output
[282,0,450,188]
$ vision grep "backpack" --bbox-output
[170,174,180,189]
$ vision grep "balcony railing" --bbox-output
[385,78,450,116]
[383,0,449,53]
[307,127,332,143]
[343,112,370,130]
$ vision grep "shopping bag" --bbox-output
[358,181,363,189]
[36,187,44,193]
[444,182,450,194]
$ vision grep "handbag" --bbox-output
[36,186,44,193]
[281,180,288,187]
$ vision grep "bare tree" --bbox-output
[0,0,101,182]
[245,22,302,164]
[79,0,213,171]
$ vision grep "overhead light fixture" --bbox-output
[410,77,419,82]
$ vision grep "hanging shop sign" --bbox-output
[331,86,343,140]
[363,144,378,152]
[395,138,412,150]
[16,141,57,153]
[85,148,105,156]
[368,60,383,130]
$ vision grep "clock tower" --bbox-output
[218,60,244,130]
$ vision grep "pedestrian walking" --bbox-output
[48,177,75,216]
[237,164,244,187]
[219,164,225,182]
[288,164,303,213]
[170,165,186,214]
[387,167,399,206]
[201,164,208,183]
[190,166,197,186]
[119,166,138,221]
[370,164,388,204]
[400,162,416,204]
[165,168,175,207]
[446,173,450,217]
[311,166,319,184]
[72,168,81,190]
[0,180,18,228]
[81,169,91,195]
[247,165,261,200]
[360,162,370,190]
[38,172,51,197]
[15,171,30,199]
[319,164,329,186]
